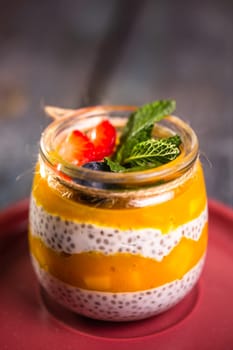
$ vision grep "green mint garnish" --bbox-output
[115,100,176,163]
[105,100,181,172]
[105,158,126,172]
[123,136,181,167]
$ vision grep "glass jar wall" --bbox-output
[29,106,208,321]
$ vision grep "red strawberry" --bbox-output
[89,120,116,160]
[58,130,95,166]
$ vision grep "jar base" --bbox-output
[40,283,200,338]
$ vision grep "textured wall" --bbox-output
[0,0,232,208]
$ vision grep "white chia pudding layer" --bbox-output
[32,254,205,321]
[30,196,207,261]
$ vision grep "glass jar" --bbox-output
[29,105,208,321]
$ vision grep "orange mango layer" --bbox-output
[29,223,207,292]
[32,160,207,232]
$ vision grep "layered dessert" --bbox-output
[29,101,208,321]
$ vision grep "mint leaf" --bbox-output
[123,136,181,167]
[104,158,126,172]
[165,134,182,147]
[130,100,176,138]
[121,164,159,173]
[105,157,160,173]
[115,100,176,163]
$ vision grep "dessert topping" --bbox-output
[105,100,181,172]
[58,130,96,166]
[88,120,116,161]
[57,120,116,166]
[57,100,181,172]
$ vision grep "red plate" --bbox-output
[0,199,233,350]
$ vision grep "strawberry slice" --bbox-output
[58,130,95,166]
[89,120,116,160]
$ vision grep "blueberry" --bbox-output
[73,161,111,192]
[82,161,111,172]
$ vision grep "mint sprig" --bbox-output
[105,100,181,172]
[115,100,176,163]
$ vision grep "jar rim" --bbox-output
[39,105,199,187]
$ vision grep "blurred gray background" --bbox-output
[0,0,232,209]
